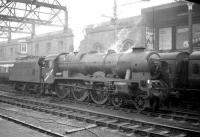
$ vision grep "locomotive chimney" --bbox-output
[132,47,145,52]
[107,49,116,54]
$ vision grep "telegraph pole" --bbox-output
[113,0,118,44]
[187,2,193,53]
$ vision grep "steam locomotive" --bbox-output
[5,47,169,111]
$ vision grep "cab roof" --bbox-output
[189,51,200,60]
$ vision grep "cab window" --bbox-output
[45,60,53,68]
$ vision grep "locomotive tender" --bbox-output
[8,47,169,111]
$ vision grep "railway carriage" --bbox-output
[0,60,15,83]
[188,51,200,89]
[159,51,200,103]
[187,51,200,102]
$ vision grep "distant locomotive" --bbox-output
[8,47,169,111]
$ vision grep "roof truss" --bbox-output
[0,0,68,41]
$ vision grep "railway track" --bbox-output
[0,113,67,137]
[49,95,200,126]
[0,92,200,137]
[1,88,200,127]
[1,83,200,123]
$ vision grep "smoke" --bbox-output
[108,16,143,53]
[109,28,131,52]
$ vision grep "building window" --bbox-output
[145,27,154,50]
[46,42,51,53]
[20,42,27,54]
[10,48,13,56]
[159,27,172,50]
[69,45,74,52]
[121,39,134,52]
[0,47,4,57]
[93,42,103,52]
[176,26,189,49]
[193,24,200,48]
[35,44,39,55]
[176,24,200,49]
[58,41,63,52]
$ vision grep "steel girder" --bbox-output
[0,0,67,40]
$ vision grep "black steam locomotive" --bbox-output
[5,47,169,111]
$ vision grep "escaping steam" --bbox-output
[108,16,143,53]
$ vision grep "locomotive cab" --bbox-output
[41,54,58,84]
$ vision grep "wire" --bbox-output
[0,107,100,137]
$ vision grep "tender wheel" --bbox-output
[90,84,109,105]
[14,83,20,91]
[37,84,45,95]
[16,83,27,92]
[72,83,89,102]
[55,84,70,99]
[134,94,147,111]
[111,96,123,107]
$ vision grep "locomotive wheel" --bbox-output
[90,84,109,105]
[72,84,89,102]
[111,96,123,107]
[55,84,70,99]
[134,94,147,112]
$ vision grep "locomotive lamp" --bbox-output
[147,79,152,88]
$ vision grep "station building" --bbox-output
[0,29,73,61]
[142,2,200,52]
[79,16,145,52]
[80,2,200,52]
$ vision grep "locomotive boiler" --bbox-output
[57,48,161,80]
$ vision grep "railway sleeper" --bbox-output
[1,93,200,137]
